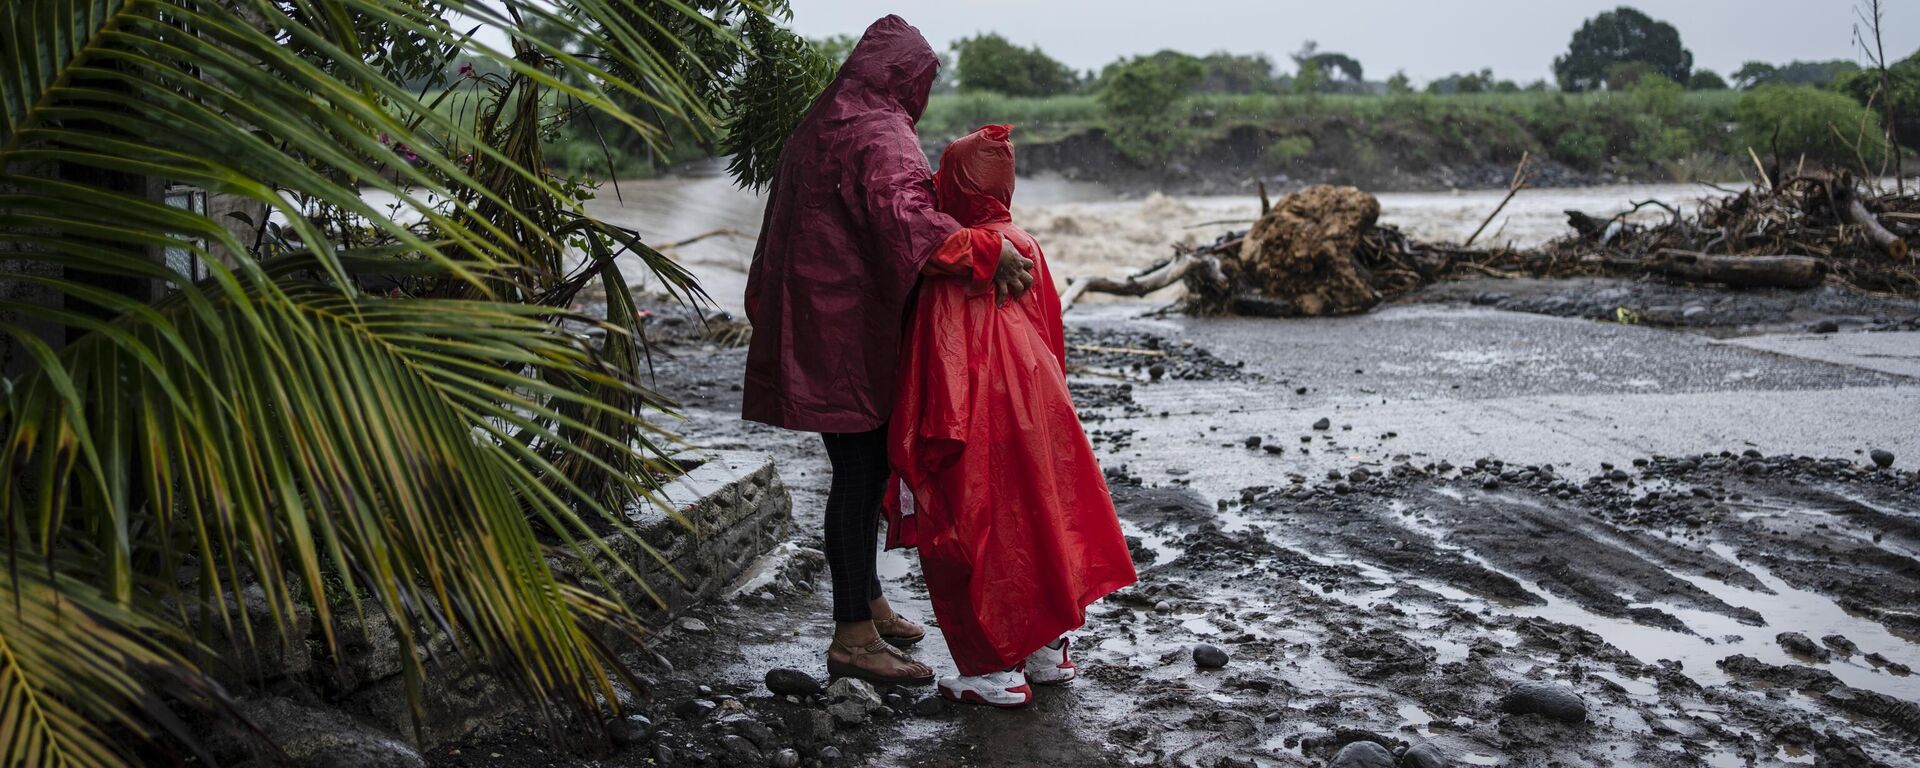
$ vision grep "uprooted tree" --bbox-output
[1065,174,1919,317]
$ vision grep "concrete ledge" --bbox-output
[212,450,792,758]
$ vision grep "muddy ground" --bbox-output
[430,292,1920,768]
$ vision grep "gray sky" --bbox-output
[788,0,1919,84]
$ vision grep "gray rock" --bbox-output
[717,733,761,763]
[1870,449,1895,468]
[1327,740,1396,768]
[798,709,835,746]
[1822,634,1859,656]
[242,697,424,768]
[605,714,654,746]
[910,694,948,717]
[1499,681,1587,724]
[677,617,709,633]
[765,667,822,698]
[819,746,843,760]
[716,713,777,751]
[1312,417,1332,430]
[1777,631,1832,661]
[1401,741,1453,768]
[771,748,802,768]
[825,677,884,725]
[1192,643,1231,669]
[678,698,717,719]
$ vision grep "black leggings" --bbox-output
[821,427,889,622]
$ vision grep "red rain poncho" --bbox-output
[885,125,1138,676]
[743,15,990,433]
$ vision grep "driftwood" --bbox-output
[1651,250,1825,289]
[1062,171,1917,317]
[1836,184,1910,260]
[1061,241,1233,312]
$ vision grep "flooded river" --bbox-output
[584,168,1733,314]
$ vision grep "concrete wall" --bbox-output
[205,450,792,762]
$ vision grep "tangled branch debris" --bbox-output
[1066,172,1920,316]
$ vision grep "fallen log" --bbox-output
[1060,252,1226,313]
[1650,250,1826,289]
[1835,185,1910,260]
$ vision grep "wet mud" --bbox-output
[428,303,1920,768]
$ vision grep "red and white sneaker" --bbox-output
[937,669,1033,708]
[1024,637,1077,685]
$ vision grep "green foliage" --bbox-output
[1386,71,1414,96]
[1197,52,1277,94]
[952,33,1079,97]
[1265,135,1316,164]
[1605,61,1664,90]
[1554,6,1693,92]
[1736,85,1887,166]
[1100,52,1206,162]
[0,0,816,762]
[809,34,857,65]
[1689,69,1730,91]
[1734,59,1862,90]
[1427,69,1495,95]
[723,16,836,190]
[1835,51,1920,150]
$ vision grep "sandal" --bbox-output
[827,638,934,687]
[873,613,927,647]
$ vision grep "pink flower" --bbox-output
[378,132,390,145]
[458,62,474,78]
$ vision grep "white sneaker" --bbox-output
[937,669,1033,708]
[1024,637,1077,685]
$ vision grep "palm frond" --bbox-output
[721,12,835,190]
[0,568,226,767]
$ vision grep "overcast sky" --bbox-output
[787,1,1919,84]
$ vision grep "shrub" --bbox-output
[1736,85,1886,166]
[951,33,1079,97]
[1265,135,1315,164]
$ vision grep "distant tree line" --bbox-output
[810,4,1916,165]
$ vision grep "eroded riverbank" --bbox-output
[430,301,1920,768]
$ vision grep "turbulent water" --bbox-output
[582,168,1734,314]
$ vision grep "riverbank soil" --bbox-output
[430,301,1920,768]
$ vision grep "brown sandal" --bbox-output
[873,614,927,647]
[827,638,934,687]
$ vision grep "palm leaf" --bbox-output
[0,567,228,767]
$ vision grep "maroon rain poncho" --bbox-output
[743,15,988,433]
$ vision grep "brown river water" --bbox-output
[582,168,1731,314]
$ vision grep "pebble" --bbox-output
[765,668,822,698]
[771,748,801,768]
[825,677,885,725]
[1245,436,1262,449]
[910,695,947,717]
[1327,740,1396,768]
[1607,469,1629,482]
[716,734,760,762]
[1822,634,1858,656]
[677,617,709,633]
[1499,681,1587,724]
[1401,741,1451,768]
[1148,364,1166,381]
[1312,417,1331,430]
[677,698,717,719]
[1193,643,1231,669]
[1777,631,1832,661]
[819,746,843,760]
[1870,449,1895,468]
[605,714,653,746]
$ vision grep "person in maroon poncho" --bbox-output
[885,125,1138,708]
[742,16,1035,686]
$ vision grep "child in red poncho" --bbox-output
[885,124,1138,708]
